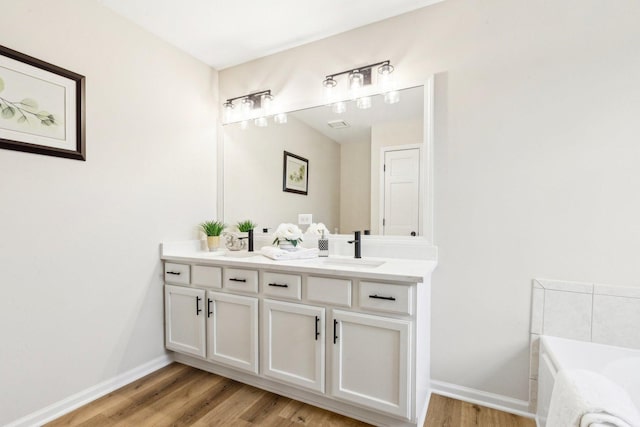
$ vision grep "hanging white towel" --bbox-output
[260,246,319,261]
[547,369,640,427]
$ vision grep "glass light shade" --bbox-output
[222,102,234,122]
[323,77,337,101]
[261,94,273,115]
[241,98,254,115]
[356,96,372,110]
[254,116,268,127]
[332,101,347,114]
[274,113,288,124]
[384,90,400,104]
[377,63,395,91]
[377,63,394,76]
[349,71,364,90]
[239,120,248,130]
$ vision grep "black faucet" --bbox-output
[248,229,254,252]
[347,231,361,259]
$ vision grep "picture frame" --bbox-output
[0,44,86,161]
[283,151,308,195]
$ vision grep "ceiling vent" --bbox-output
[327,119,350,129]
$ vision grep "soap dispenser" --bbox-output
[318,230,329,257]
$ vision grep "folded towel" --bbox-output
[260,246,319,261]
[547,369,640,427]
[581,413,637,427]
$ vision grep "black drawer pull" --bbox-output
[315,316,320,340]
[207,298,213,318]
[268,283,289,288]
[369,294,396,301]
[229,278,247,283]
[166,271,181,275]
[196,296,202,315]
[333,319,338,344]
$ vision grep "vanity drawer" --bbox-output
[263,272,301,300]
[192,265,222,288]
[164,262,190,285]
[223,268,258,294]
[307,277,351,307]
[359,281,412,315]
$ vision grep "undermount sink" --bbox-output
[317,258,385,269]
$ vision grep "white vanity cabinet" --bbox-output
[331,309,411,418]
[164,284,206,357]
[262,299,325,393]
[206,291,258,374]
[161,251,434,427]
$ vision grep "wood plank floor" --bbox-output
[47,363,535,426]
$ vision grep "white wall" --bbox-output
[0,1,217,424]
[340,140,371,234]
[219,0,640,403]
[224,116,340,232]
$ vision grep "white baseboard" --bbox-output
[6,354,173,427]
[431,379,534,419]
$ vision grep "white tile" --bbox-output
[531,288,545,334]
[543,290,592,340]
[537,278,593,294]
[592,295,640,349]
[530,333,540,380]
[529,378,538,413]
[594,283,640,299]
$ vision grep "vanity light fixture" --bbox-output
[322,60,398,109]
[223,89,286,128]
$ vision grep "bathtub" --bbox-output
[536,335,640,427]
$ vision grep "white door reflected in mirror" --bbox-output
[383,147,420,236]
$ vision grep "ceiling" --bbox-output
[98,0,444,69]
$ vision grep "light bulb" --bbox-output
[274,113,288,124]
[384,90,400,104]
[254,116,268,127]
[356,96,372,110]
[332,101,347,114]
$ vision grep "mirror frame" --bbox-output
[217,76,434,243]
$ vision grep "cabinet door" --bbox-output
[206,291,258,374]
[165,285,206,358]
[262,299,325,393]
[331,310,411,419]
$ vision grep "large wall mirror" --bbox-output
[221,79,433,241]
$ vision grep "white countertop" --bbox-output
[161,241,437,283]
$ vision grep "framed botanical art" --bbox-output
[0,44,86,160]
[283,151,308,195]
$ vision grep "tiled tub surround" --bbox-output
[528,279,640,411]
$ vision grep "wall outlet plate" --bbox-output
[298,213,312,225]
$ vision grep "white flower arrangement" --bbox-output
[272,223,304,247]
[305,223,330,236]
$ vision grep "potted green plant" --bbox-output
[200,220,226,251]
[236,219,257,233]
